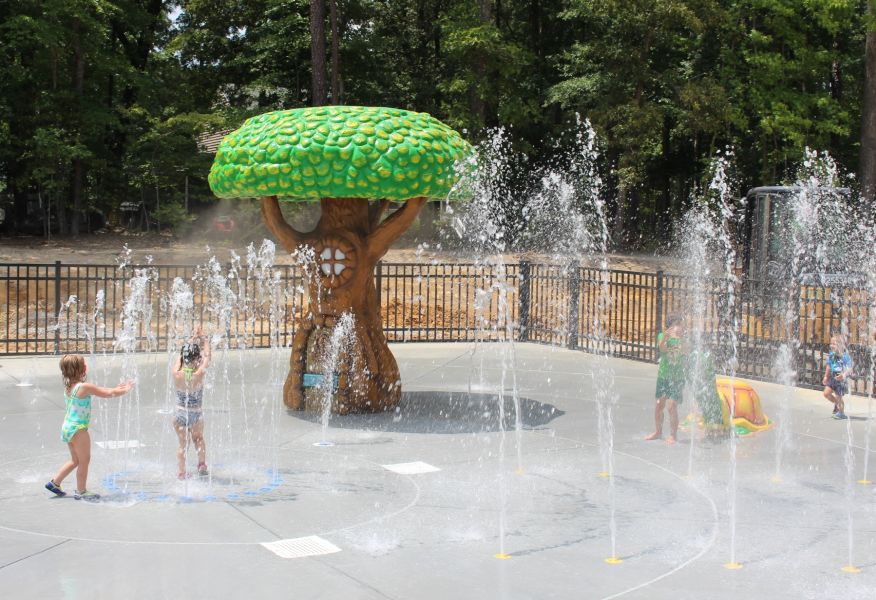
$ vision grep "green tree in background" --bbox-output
[0,0,870,247]
[725,0,861,182]
[549,0,722,244]
[860,0,876,201]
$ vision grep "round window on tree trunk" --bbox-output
[313,234,358,289]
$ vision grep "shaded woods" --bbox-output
[1,0,873,248]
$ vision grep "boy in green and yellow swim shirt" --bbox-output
[646,314,687,444]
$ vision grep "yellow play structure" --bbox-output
[715,378,773,436]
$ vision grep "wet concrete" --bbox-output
[0,343,873,599]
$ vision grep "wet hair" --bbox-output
[179,343,201,368]
[665,312,684,328]
[60,354,86,391]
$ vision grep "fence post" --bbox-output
[654,270,664,361]
[793,280,805,383]
[567,263,581,349]
[54,260,61,355]
[518,261,531,341]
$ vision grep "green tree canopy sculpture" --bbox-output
[209,105,471,413]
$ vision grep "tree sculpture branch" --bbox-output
[367,197,427,259]
[368,199,390,231]
[260,196,305,252]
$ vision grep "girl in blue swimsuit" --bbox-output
[173,328,212,479]
[45,355,133,500]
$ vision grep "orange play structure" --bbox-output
[715,378,773,435]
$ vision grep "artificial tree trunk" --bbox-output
[210,108,471,412]
[261,195,426,414]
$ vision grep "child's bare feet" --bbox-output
[666,435,677,445]
[645,432,662,441]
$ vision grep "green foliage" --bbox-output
[0,0,869,248]
[125,111,223,194]
[549,0,864,243]
[439,7,537,131]
[151,201,196,235]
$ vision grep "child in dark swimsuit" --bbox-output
[172,327,212,479]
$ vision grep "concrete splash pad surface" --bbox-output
[0,343,873,599]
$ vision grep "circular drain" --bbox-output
[101,465,282,503]
[0,447,416,544]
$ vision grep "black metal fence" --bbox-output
[1,260,872,394]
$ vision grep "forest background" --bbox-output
[2,0,876,251]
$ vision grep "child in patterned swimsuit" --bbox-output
[173,327,212,479]
[823,333,853,420]
[45,355,134,501]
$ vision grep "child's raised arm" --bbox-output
[197,329,212,373]
[78,380,135,399]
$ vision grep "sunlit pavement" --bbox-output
[0,343,873,599]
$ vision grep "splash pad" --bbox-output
[1,116,874,597]
[1,344,873,598]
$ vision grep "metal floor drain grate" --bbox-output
[382,461,441,475]
[95,440,142,449]
[261,536,341,558]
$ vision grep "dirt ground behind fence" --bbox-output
[0,232,676,354]
[2,234,872,397]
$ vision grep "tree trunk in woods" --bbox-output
[112,0,166,188]
[260,196,426,414]
[529,0,542,59]
[657,114,671,237]
[830,39,843,151]
[613,187,627,248]
[861,0,876,202]
[310,0,328,106]
[70,18,85,236]
[329,0,341,102]
[70,161,84,235]
[472,0,494,125]
[9,160,28,231]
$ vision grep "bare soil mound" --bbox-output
[0,231,676,272]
